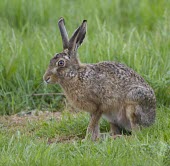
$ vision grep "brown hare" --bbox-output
[43,18,156,141]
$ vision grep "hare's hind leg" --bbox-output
[110,123,121,135]
[126,105,140,132]
[110,123,123,139]
[86,111,102,141]
[126,87,156,128]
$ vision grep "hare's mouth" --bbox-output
[44,77,51,84]
[44,76,58,84]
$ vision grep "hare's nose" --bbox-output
[44,77,51,84]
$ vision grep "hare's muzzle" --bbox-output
[43,72,51,84]
[44,76,51,84]
[43,69,59,84]
[43,74,50,84]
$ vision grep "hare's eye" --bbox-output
[58,60,65,67]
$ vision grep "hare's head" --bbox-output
[43,18,87,84]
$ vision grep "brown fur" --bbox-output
[43,18,156,140]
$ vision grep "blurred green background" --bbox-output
[0,0,170,114]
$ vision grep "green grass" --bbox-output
[0,107,170,166]
[0,0,170,165]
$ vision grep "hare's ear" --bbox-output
[76,20,87,48]
[58,17,69,50]
[68,20,87,56]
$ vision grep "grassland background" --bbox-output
[0,0,170,165]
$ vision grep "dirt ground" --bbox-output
[0,110,62,129]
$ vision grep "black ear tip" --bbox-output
[58,17,65,24]
[82,20,87,28]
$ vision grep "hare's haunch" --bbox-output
[43,18,156,141]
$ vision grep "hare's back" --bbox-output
[78,61,150,103]
[93,61,147,87]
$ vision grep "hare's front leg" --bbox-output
[86,111,102,141]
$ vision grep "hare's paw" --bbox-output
[112,134,123,139]
[85,126,100,141]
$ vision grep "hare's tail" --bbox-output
[135,103,156,127]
